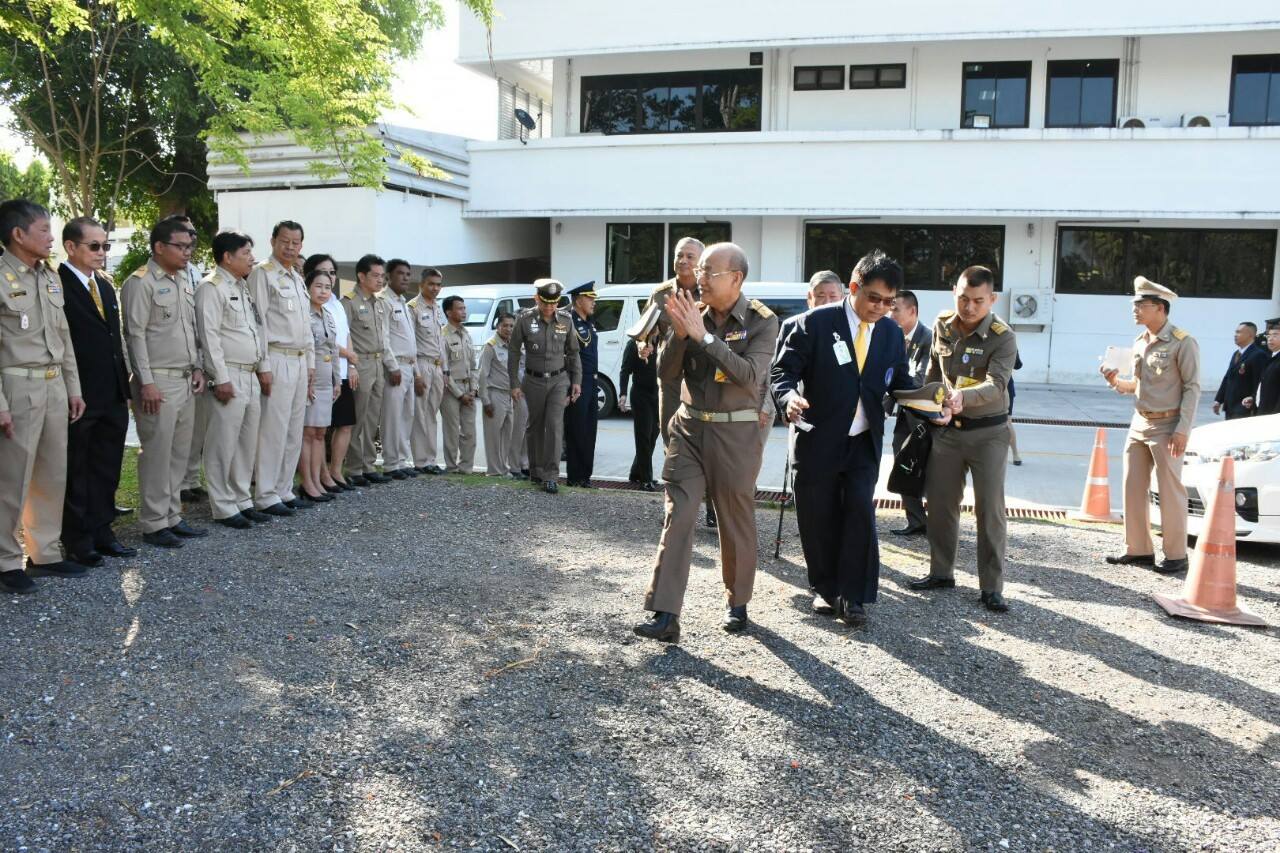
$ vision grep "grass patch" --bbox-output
[117,447,140,510]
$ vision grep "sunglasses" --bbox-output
[858,291,895,307]
[76,240,113,252]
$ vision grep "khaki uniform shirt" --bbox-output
[342,288,397,375]
[1129,320,1201,435]
[0,252,81,406]
[385,290,418,370]
[443,324,477,397]
[121,259,200,385]
[195,266,265,384]
[310,305,338,369]
[407,295,447,368]
[508,308,582,388]
[477,336,513,405]
[247,257,314,369]
[659,294,778,413]
[926,310,1018,419]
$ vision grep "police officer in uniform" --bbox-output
[634,243,778,642]
[440,294,478,474]
[564,281,599,487]
[1101,277,1201,574]
[639,237,704,443]
[0,200,86,593]
[343,254,396,486]
[908,266,1016,612]
[409,268,448,474]
[508,279,581,494]
[381,259,418,479]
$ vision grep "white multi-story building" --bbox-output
[455,1,1280,383]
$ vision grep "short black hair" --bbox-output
[496,312,515,324]
[1145,297,1171,315]
[150,218,194,254]
[303,253,337,277]
[957,265,996,291]
[895,289,918,311]
[211,229,254,265]
[305,267,335,289]
[1239,321,1258,333]
[421,267,443,281]
[851,249,903,292]
[62,216,104,244]
[355,254,385,276]
[272,220,305,240]
[0,199,50,247]
[442,295,464,312]
[386,258,411,276]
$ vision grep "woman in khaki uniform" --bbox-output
[299,269,340,502]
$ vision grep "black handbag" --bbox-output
[887,411,932,498]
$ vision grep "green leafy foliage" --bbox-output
[0,152,54,207]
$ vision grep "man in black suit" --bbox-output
[771,250,915,626]
[1213,321,1268,419]
[1246,320,1280,416]
[886,289,933,535]
[59,217,136,564]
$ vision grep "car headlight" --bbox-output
[1194,440,1280,463]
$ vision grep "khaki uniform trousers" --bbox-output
[441,392,477,473]
[510,396,529,472]
[1123,418,1188,560]
[924,422,1009,594]
[133,373,194,534]
[645,417,763,615]
[254,351,307,508]
[0,373,68,569]
[346,360,385,475]
[522,373,568,482]
[483,393,516,475]
[204,369,261,520]
[181,390,210,490]
[381,363,415,470]
[411,362,445,468]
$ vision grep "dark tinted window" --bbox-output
[593,299,624,332]
[668,222,732,273]
[1230,54,1280,126]
[1046,60,1118,128]
[606,223,664,284]
[850,64,907,90]
[583,69,763,135]
[794,66,844,91]
[804,224,1005,290]
[961,61,1031,128]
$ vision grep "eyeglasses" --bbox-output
[694,266,741,279]
[75,241,113,252]
[164,241,195,252]
[858,292,895,307]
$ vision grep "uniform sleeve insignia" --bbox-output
[990,321,1008,335]
[749,298,774,318]
[1171,327,1189,341]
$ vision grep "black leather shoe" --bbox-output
[114,505,134,518]
[216,513,252,530]
[388,468,409,480]
[0,569,36,593]
[261,503,295,517]
[811,593,836,615]
[723,605,748,632]
[303,491,334,503]
[324,484,343,494]
[170,520,207,538]
[242,508,273,523]
[400,467,419,478]
[704,506,717,529]
[337,481,359,492]
[1154,557,1189,575]
[908,575,956,591]
[365,472,392,484]
[144,529,185,549]
[179,487,207,502]
[637,480,658,492]
[1105,553,1156,567]
[25,559,88,578]
[348,475,371,487]
[285,498,315,511]
[69,549,104,568]
[981,591,1010,612]
[632,612,680,643]
[839,599,868,626]
[543,481,559,494]
[891,524,927,537]
[519,468,530,479]
[95,540,138,558]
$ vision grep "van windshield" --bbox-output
[461,299,494,326]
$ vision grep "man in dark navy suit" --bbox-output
[771,250,915,626]
[59,217,135,564]
[1212,321,1268,420]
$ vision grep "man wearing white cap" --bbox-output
[1100,276,1201,575]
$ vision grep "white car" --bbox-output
[1151,413,1280,545]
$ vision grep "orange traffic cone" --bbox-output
[1068,428,1121,523]
[1154,456,1267,627]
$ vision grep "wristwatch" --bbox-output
[701,332,714,346]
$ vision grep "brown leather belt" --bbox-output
[1138,408,1178,419]
[528,368,564,379]
[948,413,1008,431]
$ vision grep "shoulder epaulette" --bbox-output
[937,310,956,322]
[129,266,147,279]
[990,320,1008,335]
[1171,327,1189,341]
[749,298,774,318]
[653,280,676,295]
[486,337,498,348]
[260,259,275,271]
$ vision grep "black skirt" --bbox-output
[331,378,356,427]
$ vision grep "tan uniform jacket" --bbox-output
[1127,321,1201,436]
[343,288,397,374]
[247,257,314,369]
[386,291,418,369]
[443,324,477,397]
[310,306,339,368]
[477,337,513,405]
[121,259,200,385]
[196,267,265,384]
[508,307,582,388]
[0,252,81,405]
[925,310,1018,418]
[659,294,778,412]
[407,296,447,367]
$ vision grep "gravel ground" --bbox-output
[3,476,1279,852]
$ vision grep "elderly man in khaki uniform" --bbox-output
[1102,277,1201,575]
[248,221,314,515]
[509,279,582,494]
[639,236,704,444]
[634,243,779,642]
[440,294,478,474]
[479,312,518,476]
[122,218,208,548]
[0,200,86,593]
[381,259,418,480]
[908,266,1017,613]
[409,267,447,474]
[196,230,270,530]
[343,254,396,485]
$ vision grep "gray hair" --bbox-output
[808,269,843,291]
[673,236,705,255]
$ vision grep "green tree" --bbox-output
[0,151,53,206]
[0,0,492,233]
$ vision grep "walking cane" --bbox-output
[773,424,793,559]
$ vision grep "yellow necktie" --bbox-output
[87,277,105,319]
[854,321,869,371]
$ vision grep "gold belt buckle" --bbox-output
[323,355,332,362]
[44,367,57,379]
[698,410,714,422]
[953,419,963,428]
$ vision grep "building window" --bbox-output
[606,224,665,284]
[1045,59,1118,128]
[961,61,1031,128]
[849,64,906,90]
[794,66,844,91]
[1056,227,1277,298]
[582,69,762,135]
[803,224,1005,290]
[668,222,732,272]
[1230,54,1280,126]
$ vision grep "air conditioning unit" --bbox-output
[1180,113,1230,128]
[1117,116,1163,129]
[1006,291,1047,324]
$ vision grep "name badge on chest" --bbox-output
[832,338,852,366]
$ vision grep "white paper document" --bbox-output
[1102,345,1133,376]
